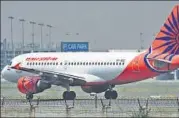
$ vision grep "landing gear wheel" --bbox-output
[70,91,76,99]
[111,90,118,99]
[63,91,76,100]
[26,94,34,106]
[63,91,68,100]
[104,90,118,99]
[104,91,110,99]
[26,94,33,100]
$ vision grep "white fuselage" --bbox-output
[2,51,141,84]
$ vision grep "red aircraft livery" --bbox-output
[26,57,58,61]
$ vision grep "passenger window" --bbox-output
[92,62,94,65]
[56,62,58,65]
[86,62,88,65]
[74,62,76,65]
[80,62,82,65]
[113,62,115,65]
[89,62,91,65]
[36,62,38,65]
[44,63,46,65]
[27,62,29,65]
[42,63,43,65]
[101,62,103,65]
[47,62,49,65]
[71,62,73,65]
[98,62,100,65]
[95,62,97,65]
[60,62,62,65]
[83,62,85,65]
[77,62,79,65]
[110,62,112,65]
[104,62,106,65]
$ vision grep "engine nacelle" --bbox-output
[17,76,51,94]
[81,84,109,93]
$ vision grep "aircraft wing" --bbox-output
[10,63,86,86]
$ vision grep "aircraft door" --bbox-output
[63,60,68,70]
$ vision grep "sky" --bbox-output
[1,1,179,51]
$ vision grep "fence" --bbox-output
[1,97,179,117]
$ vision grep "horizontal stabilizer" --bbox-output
[146,57,172,64]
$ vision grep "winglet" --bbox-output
[11,63,21,70]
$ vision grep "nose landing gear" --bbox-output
[26,93,34,106]
[26,94,33,101]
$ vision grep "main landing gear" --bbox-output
[63,91,76,100]
[62,84,76,100]
[104,85,118,99]
[104,90,118,99]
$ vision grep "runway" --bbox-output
[1,79,179,99]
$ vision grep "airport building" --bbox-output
[154,69,179,80]
[176,70,179,79]
[156,72,174,80]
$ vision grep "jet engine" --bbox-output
[17,76,51,94]
[81,84,109,93]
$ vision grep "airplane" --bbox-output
[1,5,179,101]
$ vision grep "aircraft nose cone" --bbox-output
[1,65,10,81]
[1,66,7,79]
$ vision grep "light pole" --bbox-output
[38,23,44,51]
[8,16,15,57]
[47,25,52,52]
[19,19,25,54]
[140,32,144,50]
[30,21,36,51]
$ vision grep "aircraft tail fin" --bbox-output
[150,5,179,61]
